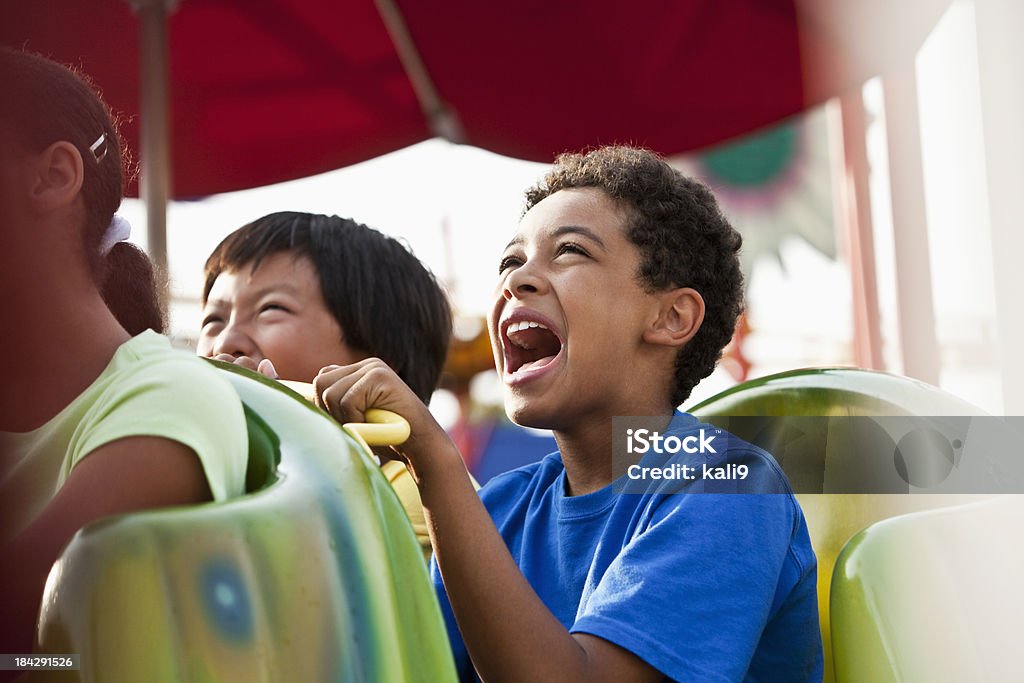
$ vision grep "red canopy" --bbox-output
[1,0,947,198]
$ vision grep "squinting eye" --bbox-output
[259,304,290,314]
[498,255,523,274]
[201,315,223,328]
[556,242,588,257]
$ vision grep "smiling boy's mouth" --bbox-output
[503,320,564,376]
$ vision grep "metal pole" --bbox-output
[882,64,940,385]
[374,0,464,143]
[828,92,885,370]
[976,0,1024,414]
[130,0,178,302]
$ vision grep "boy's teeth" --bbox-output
[506,320,549,335]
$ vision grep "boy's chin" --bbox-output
[503,397,560,432]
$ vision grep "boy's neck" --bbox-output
[555,405,676,497]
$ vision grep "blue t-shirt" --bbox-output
[431,413,823,682]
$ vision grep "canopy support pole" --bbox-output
[829,91,884,370]
[374,0,465,143]
[130,0,177,304]
[882,64,940,385]
[976,0,1024,414]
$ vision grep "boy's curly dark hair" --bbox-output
[524,146,744,406]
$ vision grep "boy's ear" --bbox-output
[644,287,705,349]
[27,141,85,213]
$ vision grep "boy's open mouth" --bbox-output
[504,320,564,376]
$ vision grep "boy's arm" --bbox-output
[418,445,663,683]
[315,360,664,683]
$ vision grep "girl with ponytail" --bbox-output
[0,48,248,657]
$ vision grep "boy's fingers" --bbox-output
[209,353,259,372]
[227,355,259,371]
[313,357,389,392]
[315,357,387,377]
[314,359,400,423]
[314,365,363,416]
[318,379,359,422]
[257,358,278,379]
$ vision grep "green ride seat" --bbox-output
[830,495,1024,682]
[34,363,457,682]
[241,402,280,493]
[690,367,995,683]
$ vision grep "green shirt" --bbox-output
[0,331,248,542]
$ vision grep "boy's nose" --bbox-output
[211,323,258,359]
[503,263,546,300]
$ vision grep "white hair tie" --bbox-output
[100,214,132,255]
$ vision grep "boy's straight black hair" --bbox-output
[203,212,452,403]
[525,146,745,406]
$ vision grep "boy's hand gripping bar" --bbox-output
[279,379,411,449]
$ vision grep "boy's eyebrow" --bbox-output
[551,225,607,250]
[248,283,301,299]
[503,226,609,252]
[204,283,301,308]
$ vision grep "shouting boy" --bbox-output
[314,148,823,681]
